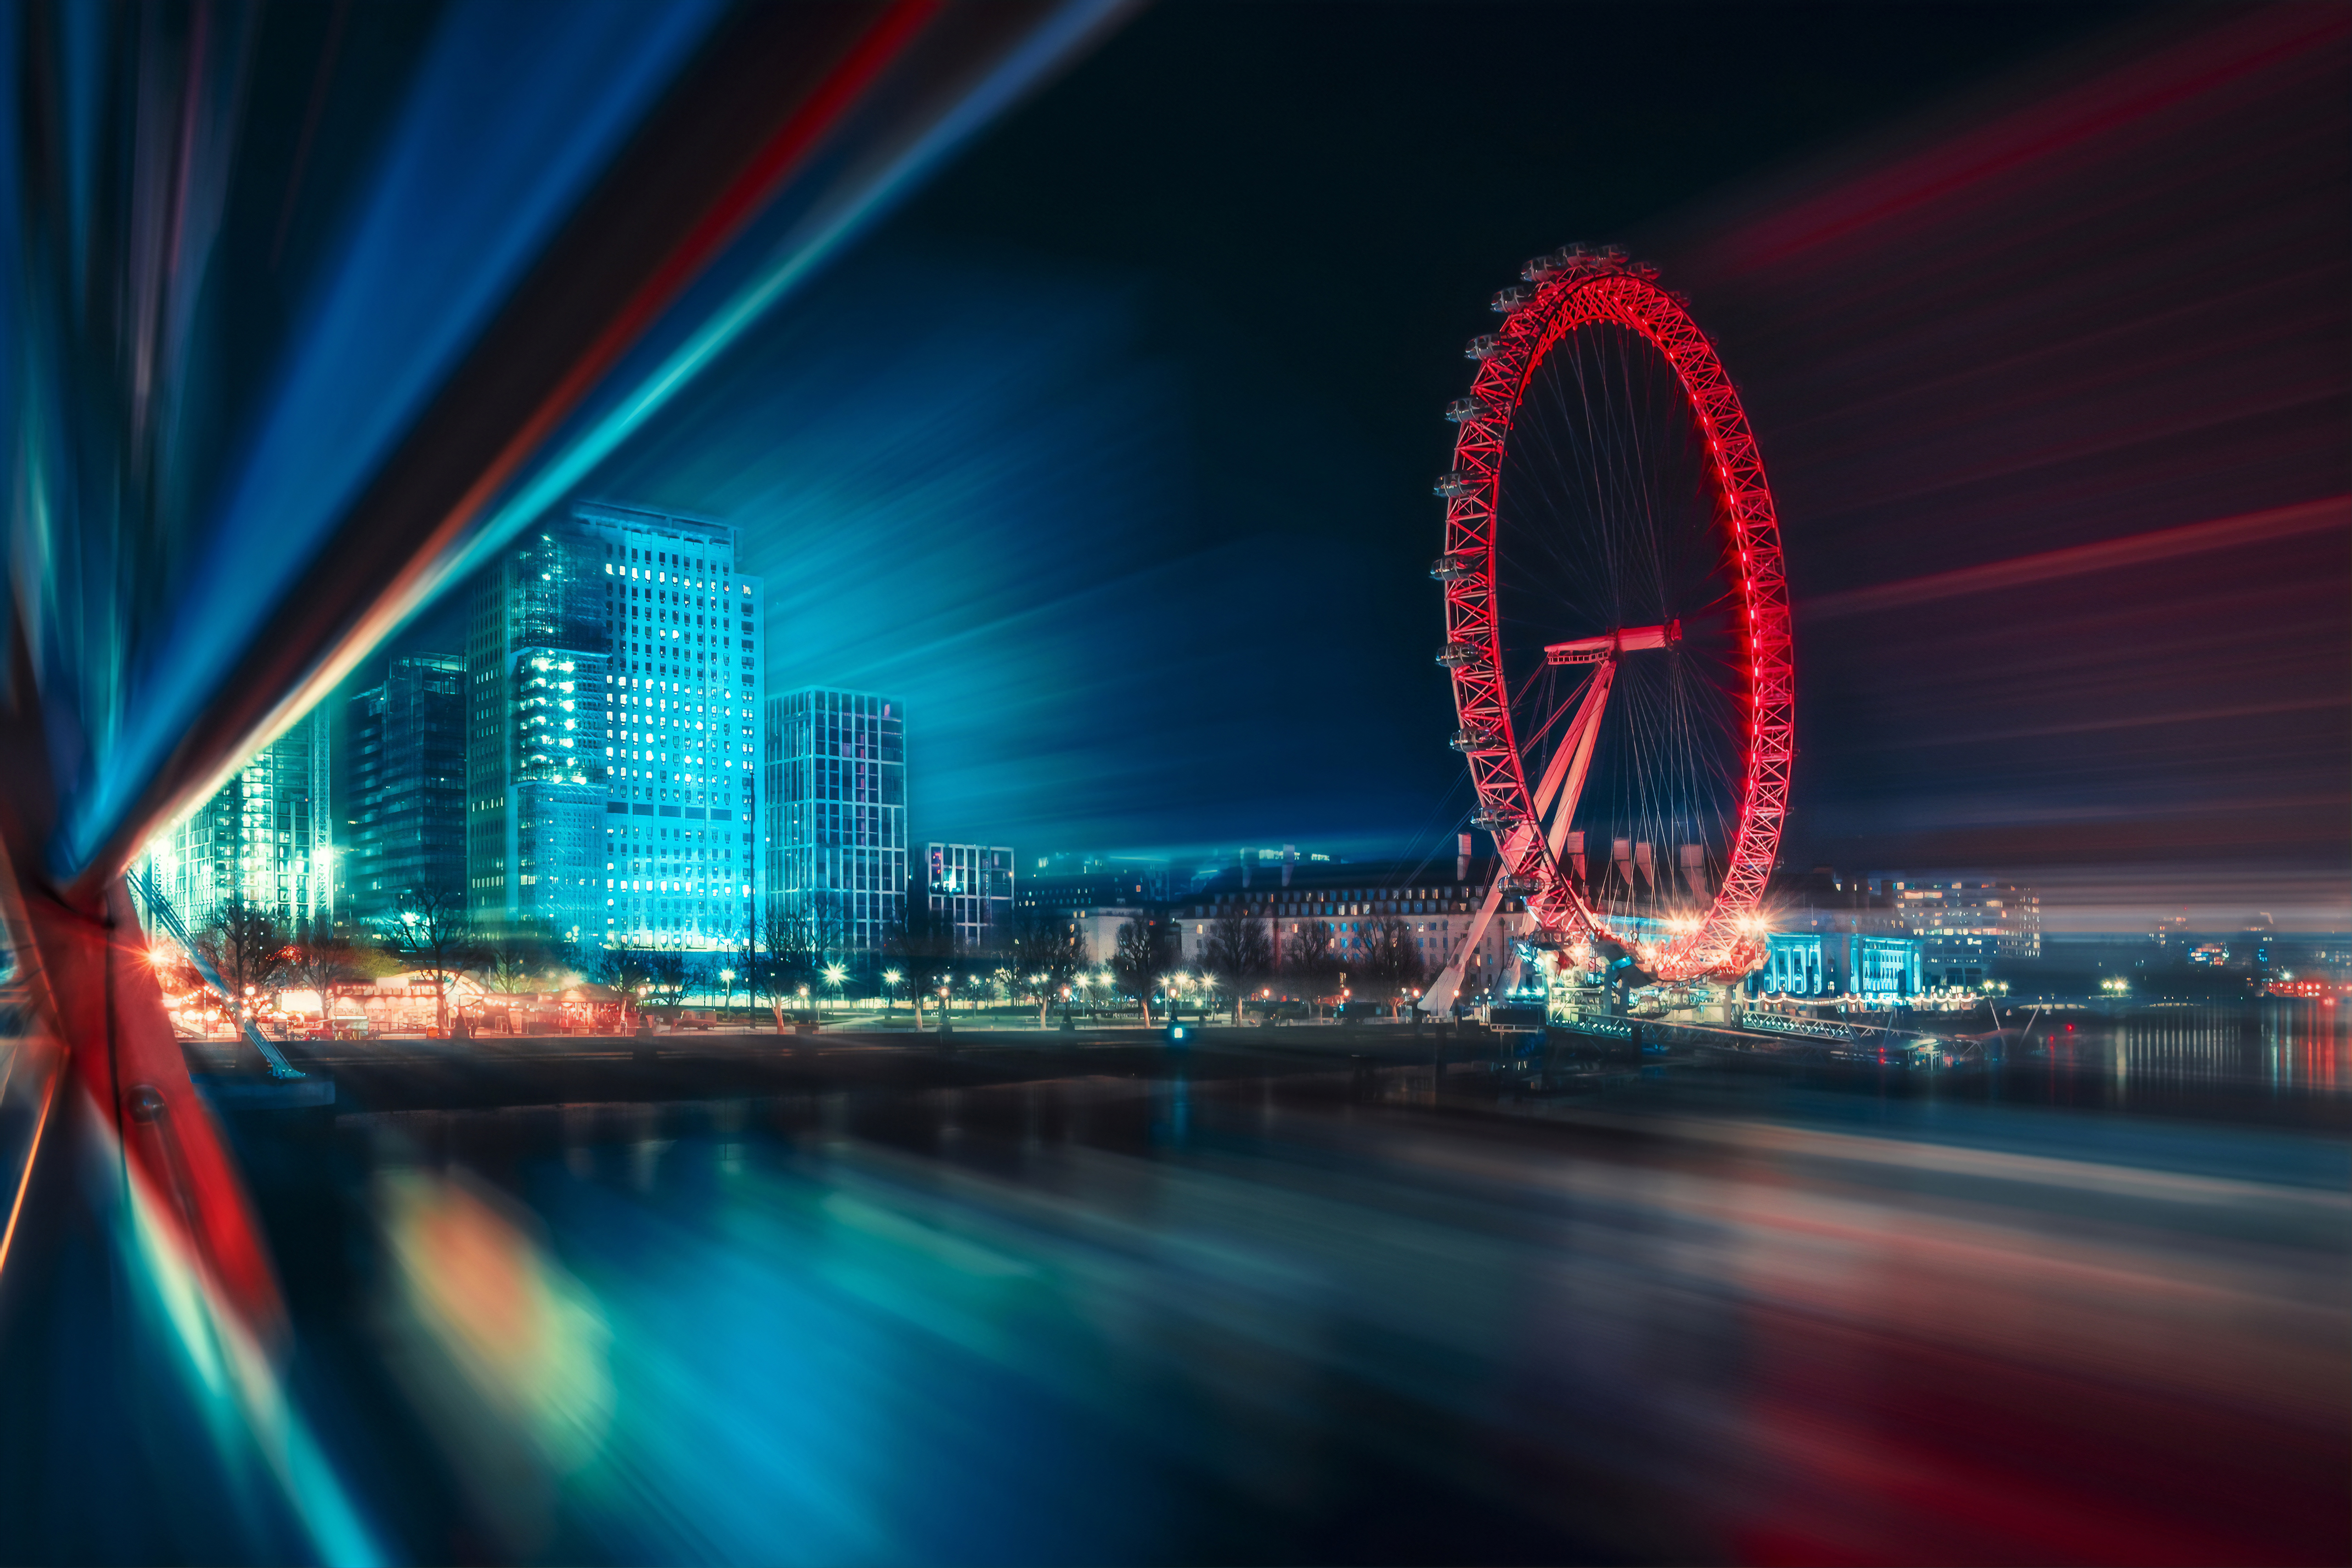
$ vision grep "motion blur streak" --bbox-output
[324,1076,2347,1563]
[1722,7,2348,271]
[586,254,1206,848]
[108,1095,384,1566]
[1652,4,2351,920]
[441,0,1137,609]
[1803,494,2350,619]
[0,3,1136,1555]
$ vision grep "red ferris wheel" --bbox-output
[1424,247,1793,1005]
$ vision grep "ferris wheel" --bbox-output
[1422,247,1793,1009]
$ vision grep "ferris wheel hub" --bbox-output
[1543,621,1682,666]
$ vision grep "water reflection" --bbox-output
[295,1061,2349,1565]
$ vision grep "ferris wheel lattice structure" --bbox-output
[1422,246,1794,1010]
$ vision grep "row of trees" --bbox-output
[164,883,1439,1037]
[164,884,584,1033]
[1194,908,1429,1021]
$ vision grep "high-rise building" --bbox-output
[467,501,764,949]
[343,654,466,927]
[926,843,1013,949]
[765,688,905,954]
[143,706,334,932]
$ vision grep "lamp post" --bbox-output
[883,968,902,1020]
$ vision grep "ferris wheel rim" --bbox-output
[1437,248,1794,983]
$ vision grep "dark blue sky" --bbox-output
[392,3,2348,924]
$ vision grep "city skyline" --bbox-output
[346,4,2346,934]
[7,9,2340,1561]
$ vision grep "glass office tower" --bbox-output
[764,689,905,954]
[143,706,334,932]
[467,501,764,949]
[343,653,466,928]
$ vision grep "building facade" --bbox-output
[1017,866,1159,917]
[343,654,466,928]
[466,502,764,949]
[1879,874,2042,986]
[144,706,334,932]
[1170,858,1532,998]
[927,843,1013,949]
[1751,868,1923,997]
[765,688,906,954]
[1752,930,1922,998]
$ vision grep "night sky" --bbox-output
[391,2,2348,927]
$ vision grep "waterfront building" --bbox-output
[144,705,334,932]
[1751,930,1921,998]
[1170,858,1532,997]
[467,501,763,949]
[342,654,465,927]
[1754,867,1922,997]
[764,688,905,954]
[1875,873,2041,987]
[927,843,1014,949]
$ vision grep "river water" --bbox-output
[201,1004,2351,1563]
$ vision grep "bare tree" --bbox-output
[1008,908,1088,1027]
[283,931,362,996]
[193,897,294,1021]
[481,930,558,995]
[1112,913,1174,1024]
[1200,905,1274,1024]
[381,883,477,1032]
[1355,915,1427,1017]
[596,945,656,1026]
[883,903,956,1028]
[644,945,691,1023]
[1282,920,1340,1012]
[751,900,824,1032]
[283,931,370,1028]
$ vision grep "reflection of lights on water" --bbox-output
[375,1168,613,1534]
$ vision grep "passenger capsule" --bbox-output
[1464,333,1499,360]
[1490,286,1536,315]
[1446,396,1502,423]
[1435,641,1484,668]
[1428,552,1479,581]
[1521,248,1574,282]
[1433,471,1480,499]
[1449,727,1502,754]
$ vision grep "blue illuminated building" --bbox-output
[1754,931,1921,998]
[342,654,466,928]
[466,502,764,948]
[1751,868,1923,998]
[927,843,1014,949]
[765,689,907,954]
[142,706,334,933]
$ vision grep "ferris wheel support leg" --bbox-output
[1418,874,1510,1019]
[1541,660,1614,865]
